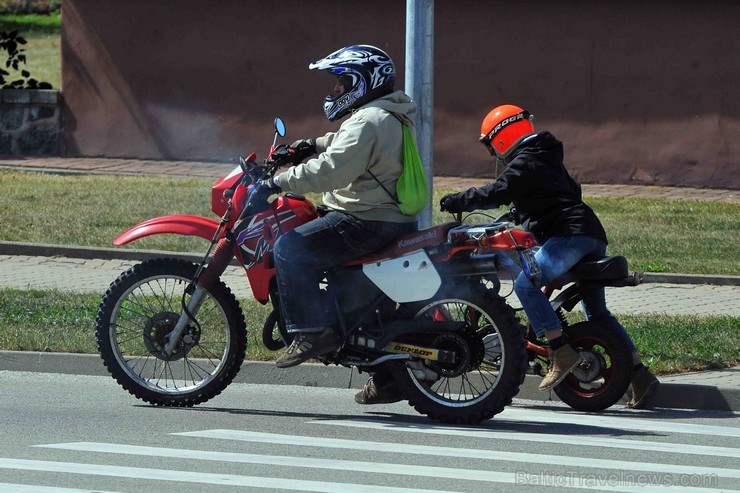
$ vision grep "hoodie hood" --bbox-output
[361,90,417,124]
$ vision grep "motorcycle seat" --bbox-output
[570,255,629,281]
[342,221,461,267]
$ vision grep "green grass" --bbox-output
[0,12,60,87]
[0,288,277,361]
[2,170,737,275]
[1,287,737,374]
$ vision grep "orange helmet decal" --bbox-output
[479,104,534,156]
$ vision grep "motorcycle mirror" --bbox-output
[274,118,286,137]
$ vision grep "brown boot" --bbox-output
[627,366,659,409]
[539,345,584,391]
[354,376,403,405]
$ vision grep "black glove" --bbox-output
[290,138,317,161]
[248,177,281,214]
[270,138,316,166]
[440,193,463,213]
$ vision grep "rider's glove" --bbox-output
[439,193,463,213]
[289,138,317,161]
[270,138,316,166]
[248,177,282,214]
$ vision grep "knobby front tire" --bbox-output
[95,258,246,407]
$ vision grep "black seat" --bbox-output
[570,255,629,281]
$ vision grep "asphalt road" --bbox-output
[1,371,738,493]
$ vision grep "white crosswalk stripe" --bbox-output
[314,419,740,458]
[0,484,119,493]
[173,429,740,480]
[2,408,738,493]
[0,458,452,493]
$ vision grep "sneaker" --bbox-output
[538,345,584,391]
[627,366,660,409]
[354,376,403,405]
[275,328,340,368]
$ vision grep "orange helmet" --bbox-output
[479,104,534,157]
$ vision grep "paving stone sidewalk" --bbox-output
[1,156,738,202]
[2,254,738,317]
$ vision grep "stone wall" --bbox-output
[0,89,61,156]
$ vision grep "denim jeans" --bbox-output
[513,235,636,352]
[273,211,416,334]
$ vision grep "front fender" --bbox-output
[114,214,221,246]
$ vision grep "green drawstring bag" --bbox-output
[395,123,430,215]
[368,115,430,215]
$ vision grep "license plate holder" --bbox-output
[518,248,541,279]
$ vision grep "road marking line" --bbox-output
[308,420,740,458]
[498,407,740,438]
[0,484,119,493]
[0,458,457,493]
[173,430,740,480]
[7,452,733,493]
[37,441,518,483]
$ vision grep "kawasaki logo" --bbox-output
[398,230,437,248]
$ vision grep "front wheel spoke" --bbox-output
[115,332,145,347]
[183,357,210,382]
[129,290,158,318]
[194,343,225,362]
[153,359,169,386]
[184,355,217,376]
[125,354,149,374]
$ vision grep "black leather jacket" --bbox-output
[450,131,607,244]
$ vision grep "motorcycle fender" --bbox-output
[114,214,221,246]
[362,250,441,303]
[550,283,582,313]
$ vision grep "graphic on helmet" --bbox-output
[479,104,535,157]
[309,45,396,121]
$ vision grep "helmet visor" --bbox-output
[479,136,496,156]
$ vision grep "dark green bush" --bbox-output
[0,29,52,88]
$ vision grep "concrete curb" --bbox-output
[1,351,737,412]
[2,241,739,286]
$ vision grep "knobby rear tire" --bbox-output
[391,286,527,424]
[554,321,632,412]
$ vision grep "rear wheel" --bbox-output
[554,321,632,411]
[391,287,527,424]
[95,258,246,406]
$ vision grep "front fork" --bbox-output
[162,236,235,356]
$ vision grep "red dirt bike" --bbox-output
[95,118,534,424]
[461,209,635,412]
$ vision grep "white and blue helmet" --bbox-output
[309,44,396,121]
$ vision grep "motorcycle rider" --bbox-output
[356,104,659,409]
[438,104,659,408]
[249,45,418,369]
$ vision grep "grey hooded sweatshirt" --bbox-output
[273,90,418,223]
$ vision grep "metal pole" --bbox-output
[406,0,434,228]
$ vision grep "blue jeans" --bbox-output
[513,235,636,352]
[273,211,416,334]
